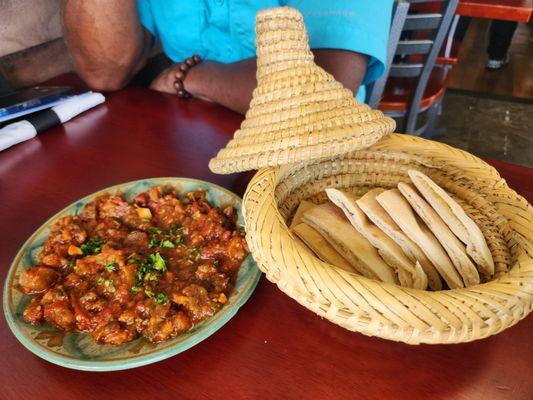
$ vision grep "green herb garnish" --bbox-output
[155,293,168,304]
[145,289,155,298]
[174,236,184,246]
[150,227,163,235]
[107,280,116,293]
[136,252,167,283]
[127,253,140,265]
[81,237,104,255]
[105,261,117,272]
[67,259,77,271]
[148,252,167,272]
[149,225,184,248]
[161,240,175,248]
[97,276,105,285]
[170,225,184,235]
[188,247,202,261]
[131,285,141,293]
[170,226,184,246]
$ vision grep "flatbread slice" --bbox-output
[376,189,465,289]
[292,222,355,273]
[357,189,443,291]
[290,200,316,228]
[398,182,480,287]
[408,170,494,276]
[325,188,428,290]
[302,203,398,284]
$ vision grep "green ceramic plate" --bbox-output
[3,178,261,371]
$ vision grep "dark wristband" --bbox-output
[174,55,202,98]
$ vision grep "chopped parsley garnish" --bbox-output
[136,252,167,283]
[188,247,202,261]
[155,293,168,304]
[170,225,184,235]
[105,261,117,272]
[107,280,116,293]
[81,237,104,255]
[149,253,167,272]
[97,276,105,285]
[161,240,175,248]
[127,253,140,265]
[144,272,158,282]
[132,252,170,297]
[149,225,184,248]
[67,259,77,270]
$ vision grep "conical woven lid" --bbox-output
[208,7,395,174]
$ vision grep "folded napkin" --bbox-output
[0,92,105,152]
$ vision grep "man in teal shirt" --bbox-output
[62,1,392,114]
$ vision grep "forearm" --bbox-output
[313,49,368,94]
[61,0,150,90]
[185,50,368,114]
[185,59,257,115]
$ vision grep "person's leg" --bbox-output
[454,16,471,42]
[487,20,518,61]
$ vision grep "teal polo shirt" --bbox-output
[137,0,392,103]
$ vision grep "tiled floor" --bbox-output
[433,90,533,167]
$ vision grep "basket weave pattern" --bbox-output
[243,134,533,344]
[208,7,395,174]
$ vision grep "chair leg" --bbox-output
[421,96,447,139]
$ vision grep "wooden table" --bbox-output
[457,0,533,22]
[0,84,532,400]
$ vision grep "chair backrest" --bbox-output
[367,0,459,133]
[367,0,410,109]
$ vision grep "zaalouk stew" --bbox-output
[19,186,248,345]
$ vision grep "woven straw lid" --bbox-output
[208,7,396,174]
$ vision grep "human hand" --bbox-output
[149,55,201,97]
[149,63,185,94]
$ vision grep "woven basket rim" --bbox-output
[243,133,533,344]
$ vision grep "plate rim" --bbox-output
[3,177,261,371]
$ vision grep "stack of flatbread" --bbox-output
[290,170,495,291]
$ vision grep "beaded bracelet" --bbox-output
[174,54,202,98]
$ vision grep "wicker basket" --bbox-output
[243,134,533,344]
[207,6,533,343]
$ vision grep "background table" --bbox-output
[0,82,531,400]
[457,0,533,22]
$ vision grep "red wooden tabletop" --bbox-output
[0,82,532,400]
[457,0,533,22]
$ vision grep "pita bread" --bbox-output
[290,200,316,228]
[398,182,480,287]
[302,203,398,284]
[408,170,494,276]
[325,188,428,290]
[292,223,355,272]
[357,189,443,291]
[376,189,465,289]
